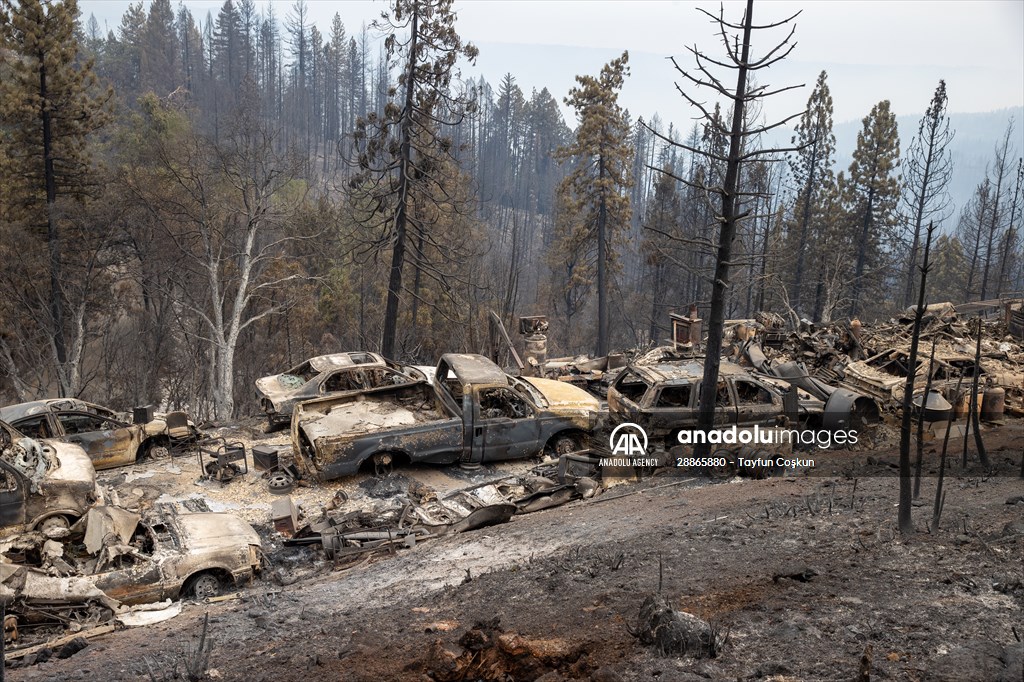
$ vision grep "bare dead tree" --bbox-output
[644,0,805,455]
[898,220,936,535]
[901,80,953,308]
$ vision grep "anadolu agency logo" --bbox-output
[601,422,659,467]
[610,422,648,456]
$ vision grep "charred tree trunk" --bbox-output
[597,156,609,356]
[381,4,419,359]
[970,318,989,466]
[695,0,754,456]
[913,338,937,498]
[850,187,875,317]
[40,59,68,397]
[898,221,935,534]
[932,373,963,532]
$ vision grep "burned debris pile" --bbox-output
[724,301,1023,418]
[277,462,602,564]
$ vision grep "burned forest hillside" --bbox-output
[0,1,1022,681]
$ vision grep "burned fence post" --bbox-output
[914,338,938,499]
[970,317,989,467]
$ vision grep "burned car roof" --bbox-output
[625,360,751,384]
[307,352,385,372]
[0,399,99,423]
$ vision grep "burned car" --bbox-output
[608,360,880,448]
[74,506,263,603]
[291,353,602,481]
[256,351,428,430]
[0,399,198,470]
[607,361,809,447]
[1,419,101,534]
[3,505,263,606]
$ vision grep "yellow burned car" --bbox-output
[0,399,198,471]
[292,353,602,481]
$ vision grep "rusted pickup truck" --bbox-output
[291,353,601,481]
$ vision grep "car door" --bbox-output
[0,464,27,528]
[90,552,166,604]
[10,414,55,440]
[608,369,649,423]
[732,377,782,427]
[56,411,136,469]
[696,381,737,427]
[474,387,541,462]
[647,383,696,434]
[319,368,365,395]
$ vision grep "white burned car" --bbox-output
[0,419,101,535]
[256,351,427,430]
[2,505,263,608]
[72,505,264,604]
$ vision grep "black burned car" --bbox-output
[255,351,428,430]
[608,360,879,448]
[607,361,820,446]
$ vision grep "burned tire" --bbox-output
[187,573,223,600]
[139,438,170,461]
[264,415,288,434]
[546,433,582,457]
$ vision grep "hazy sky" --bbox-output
[81,0,1024,126]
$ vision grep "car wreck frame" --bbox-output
[0,399,198,471]
[291,353,601,481]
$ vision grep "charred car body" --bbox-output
[607,359,880,448]
[0,399,198,470]
[1,419,101,534]
[2,505,263,608]
[256,351,428,430]
[291,353,601,481]
[608,361,813,446]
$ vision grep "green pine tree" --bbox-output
[0,0,112,396]
[846,100,900,317]
[349,0,479,359]
[555,51,632,356]
[787,70,835,315]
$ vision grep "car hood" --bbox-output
[172,513,262,551]
[523,377,601,412]
[42,440,98,485]
[255,373,306,401]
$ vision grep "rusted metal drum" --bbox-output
[954,390,984,419]
[981,386,1005,422]
[523,334,547,368]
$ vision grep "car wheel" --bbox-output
[189,573,222,600]
[547,434,581,457]
[267,473,295,495]
[38,515,71,535]
[264,415,282,434]
[141,439,170,461]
